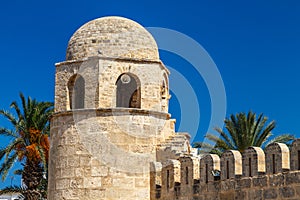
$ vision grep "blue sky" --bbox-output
[0,0,299,187]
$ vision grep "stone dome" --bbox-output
[66,16,159,61]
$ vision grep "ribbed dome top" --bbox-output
[66,16,159,61]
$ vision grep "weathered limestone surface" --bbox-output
[49,16,300,200]
[54,58,170,113]
[154,144,300,200]
[48,16,186,200]
[66,16,159,61]
[48,108,179,199]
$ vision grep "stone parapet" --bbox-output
[153,141,300,200]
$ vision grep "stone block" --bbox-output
[88,189,105,199]
[286,171,300,184]
[69,178,83,189]
[200,154,220,183]
[290,139,300,170]
[242,146,265,177]
[220,150,242,180]
[193,184,200,194]
[248,189,263,200]
[253,176,268,187]
[279,186,295,198]
[220,180,235,191]
[56,178,69,190]
[67,156,80,168]
[263,188,278,199]
[265,143,290,174]
[269,174,284,187]
[237,178,251,189]
[135,177,149,187]
[75,168,84,177]
[91,166,108,177]
[83,177,102,188]
[235,190,246,200]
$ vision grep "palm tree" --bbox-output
[194,111,295,155]
[0,93,53,199]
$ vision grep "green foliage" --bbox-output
[0,93,53,199]
[194,111,295,155]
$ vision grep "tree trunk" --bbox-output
[22,159,44,200]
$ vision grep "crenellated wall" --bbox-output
[152,139,300,200]
[51,16,299,200]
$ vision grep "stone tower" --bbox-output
[48,16,190,200]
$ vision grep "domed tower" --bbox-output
[48,16,180,200]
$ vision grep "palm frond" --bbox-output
[0,110,18,128]
[35,144,48,172]
[0,153,18,181]
[0,185,25,195]
[252,113,264,144]
[13,169,23,175]
[4,137,24,162]
[0,148,8,161]
[214,127,235,149]
[194,111,293,156]
[264,134,295,147]
[10,100,24,122]
[193,141,214,149]
[0,127,17,138]
[255,120,276,146]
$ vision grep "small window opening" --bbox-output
[226,160,230,179]
[161,81,167,99]
[249,157,252,177]
[298,150,300,170]
[185,167,189,184]
[205,163,208,183]
[167,170,170,191]
[68,74,85,109]
[272,154,276,174]
[116,73,141,108]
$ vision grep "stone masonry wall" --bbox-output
[55,57,169,113]
[49,109,176,200]
[154,139,300,200]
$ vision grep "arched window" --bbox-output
[161,73,169,99]
[116,73,141,108]
[68,74,85,109]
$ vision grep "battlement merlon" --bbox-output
[152,139,300,199]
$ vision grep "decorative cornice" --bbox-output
[52,107,171,119]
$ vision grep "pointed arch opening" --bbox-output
[68,74,85,109]
[116,73,141,108]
